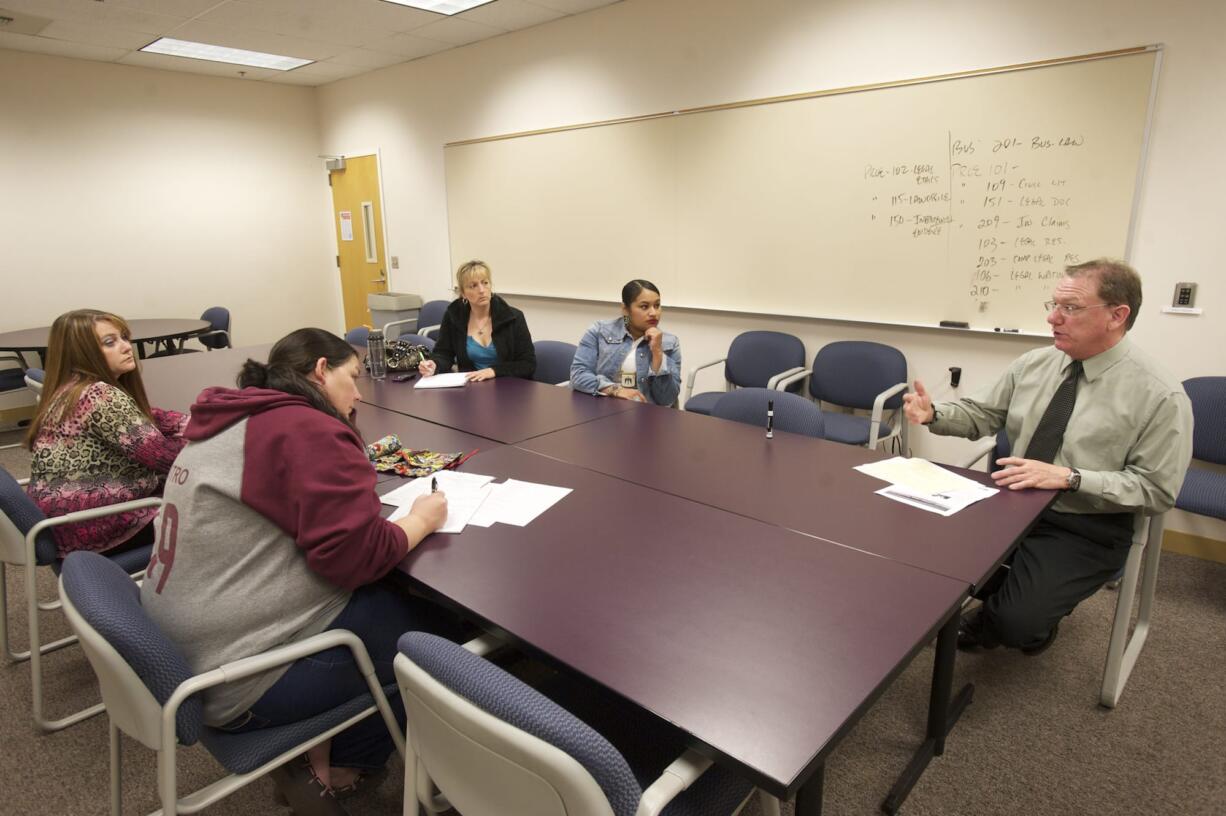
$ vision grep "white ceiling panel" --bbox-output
[363,31,452,59]
[409,15,504,46]
[39,19,160,51]
[0,29,127,62]
[461,0,564,30]
[326,46,412,69]
[170,20,343,61]
[0,0,623,86]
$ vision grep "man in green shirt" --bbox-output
[903,259,1193,655]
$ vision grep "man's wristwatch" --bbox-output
[1065,467,1081,493]
[923,408,940,426]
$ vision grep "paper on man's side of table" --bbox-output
[875,483,998,516]
[854,456,986,495]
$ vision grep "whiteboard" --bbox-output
[445,48,1160,335]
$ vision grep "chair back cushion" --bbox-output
[533,341,578,385]
[419,300,450,339]
[199,307,231,350]
[61,551,203,744]
[345,327,371,346]
[712,388,825,439]
[0,465,59,565]
[724,331,806,389]
[810,341,907,410]
[400,632,642,816]
[1183,377,1226,464]
[398,333,437,352]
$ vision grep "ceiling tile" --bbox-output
[281,59,368,80]
[106,0,231,16]
[118,50,279,81]
[196,0,399,48]
[39,19,158,51]
[169,20,342,61]
[326,46,408,69]
[409,15,503,46]
[460,0,564,31]
[0,29,128,62]
[524,0,620,14]
[0,0,186,35]
[363,31,451,59]
[267,0,440,34]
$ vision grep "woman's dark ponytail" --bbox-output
[239,329,358,429]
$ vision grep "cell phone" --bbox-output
[392,372,418,382]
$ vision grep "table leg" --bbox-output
[880,609,974,814]
[795,764,824,816]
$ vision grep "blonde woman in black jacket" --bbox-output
[418,260,536,381]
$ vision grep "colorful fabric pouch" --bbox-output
[366,434,468,478]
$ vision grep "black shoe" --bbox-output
[957,608,990,652]
[1021,621,1060,657]
[269,757,350,816]
[332,766,389,801]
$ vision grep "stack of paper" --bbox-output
[381,472,572,530]
[415,372,468,389]
[854,456,997,516]
[382,470,495,533]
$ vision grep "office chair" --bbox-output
[395,631,778,816]
[1101,512,1167,708]
[195,306,232,350]
[397,333,436,352]
[345,326,371,346]
[416,299,449,341]
[533,340,578,386]
[24,366,44,396]
[776,340,908,451]
[58,550,405,816]
[712,388,825,439]
[1173,376,1226,521]
[684,331,806,415]
[0,465,157,732]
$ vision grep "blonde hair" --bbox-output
[455,260,492,296]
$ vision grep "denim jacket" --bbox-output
[570,317,681,406]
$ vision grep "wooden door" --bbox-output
[329,155,388,330]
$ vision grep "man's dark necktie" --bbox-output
[1025,360,1083,463]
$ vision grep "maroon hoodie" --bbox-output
[142,386,407,725]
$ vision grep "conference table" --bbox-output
[0,318,212,365]
[139,346,1054,815]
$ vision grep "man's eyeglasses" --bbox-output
[1043,300,1114,317]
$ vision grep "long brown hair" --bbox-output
[25,310,154,447]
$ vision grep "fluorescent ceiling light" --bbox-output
[140,38,313,71]
[380,0,495,15]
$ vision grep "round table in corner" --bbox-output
[0,319,212,365]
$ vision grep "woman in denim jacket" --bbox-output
[570,279,681,406]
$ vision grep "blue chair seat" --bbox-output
[821,412,892,446]
[1175,469,1226,521]
[683,391,723,416]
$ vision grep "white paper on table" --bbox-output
[854,456,984,495]
[414,372,468,389]
[875,483,998,516]
[387,483,492,533]
[468,479,572,527]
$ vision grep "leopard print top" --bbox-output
[27,381,188,557]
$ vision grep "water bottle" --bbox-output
[367,329,387,380]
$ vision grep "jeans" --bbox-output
[220,581,462,769]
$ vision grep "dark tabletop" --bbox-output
[393,444,967,797]
[519,408,1055,589]
[0,318,211,353]
[360,375,639,444]
[140,345,496,469]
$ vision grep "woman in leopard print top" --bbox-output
[25,310,188,558]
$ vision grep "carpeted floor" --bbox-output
[2,428,1224,815]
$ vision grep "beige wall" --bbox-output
[316,0,1226,540]
[0,49,339,346]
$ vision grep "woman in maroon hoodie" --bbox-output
[142,328,456,815]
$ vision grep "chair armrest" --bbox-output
[773,368,809,391]
[27,497,164,542]
[418,323,442,338]
[958,438,998,470]
[382,318,418,339]
[636,749,714,816]
[867,382,909,448]
[684,357,727,403]
[766,366,807,391]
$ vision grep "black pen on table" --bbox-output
[766,399,774,439]
[431,476,438,493]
